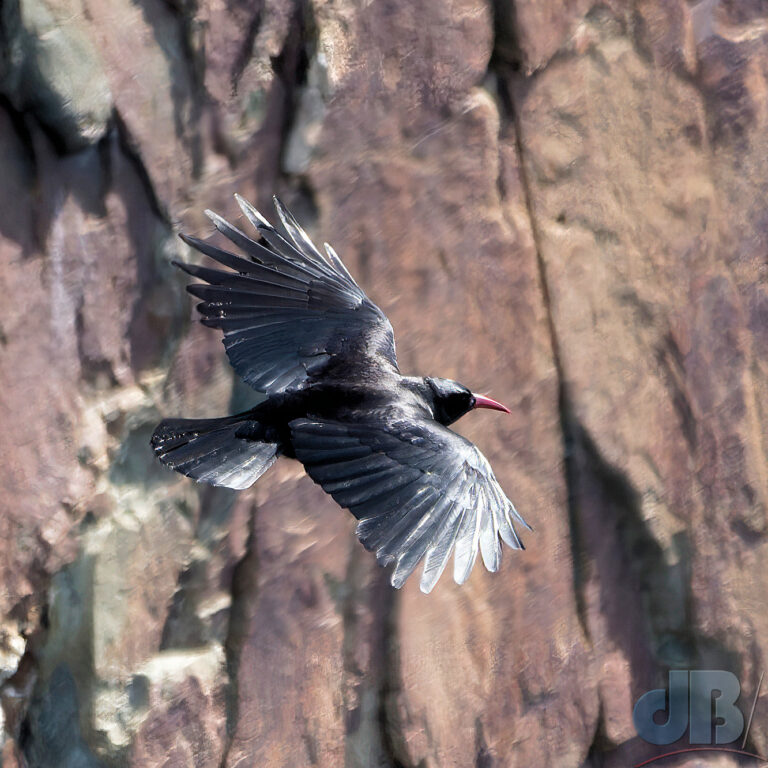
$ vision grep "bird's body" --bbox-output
[152,196,529,592]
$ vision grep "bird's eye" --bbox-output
[469,396,476,408]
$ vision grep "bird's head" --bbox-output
[425,377,511,426]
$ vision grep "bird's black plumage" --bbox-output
[151,196,530,593]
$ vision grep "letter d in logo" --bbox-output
[634,670,689,745]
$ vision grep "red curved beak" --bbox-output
[472,393,511,414]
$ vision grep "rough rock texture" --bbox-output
[0,0,767,766]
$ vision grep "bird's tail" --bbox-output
[151,413,278,490]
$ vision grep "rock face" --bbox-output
[0,0,766,766]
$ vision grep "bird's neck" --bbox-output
[398,376,437,420]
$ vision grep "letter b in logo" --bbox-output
[633,670,744,745]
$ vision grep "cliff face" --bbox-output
[0,0,767,766]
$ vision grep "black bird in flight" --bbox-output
[151,196,530,593]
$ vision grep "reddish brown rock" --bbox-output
[505,0,595,72]
[514,3,768,764]
[1,0,767,766]
[129,652,227,768]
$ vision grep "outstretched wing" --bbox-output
[290,416,530,593]
[175,195,398,394]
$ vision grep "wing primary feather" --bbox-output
[420,501,466,593]
[258,225,324,269]
[484,478,523,550]
[231,197,346,285]
[233,197,326,271]
[174,259,311,292]
[509,502,533,532]
[374,488,439,565]
[200,314,315,332]
[186,284,309,308]
[395,474,462,554]
[390,495,457,588]
[496,508,523,550]
[324,242,360,287]
[357,507,410,549]
[178,233,263,273]
[504,506,526,550]
[453,486,482,585]
[234,193,271,227]
[203,209,269,260]
[176,264,310,298]
[478,486,502,573]
[201,209,328,278]
[272,196,327,265]
[179,230,324,286]
[178,236,325,291]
